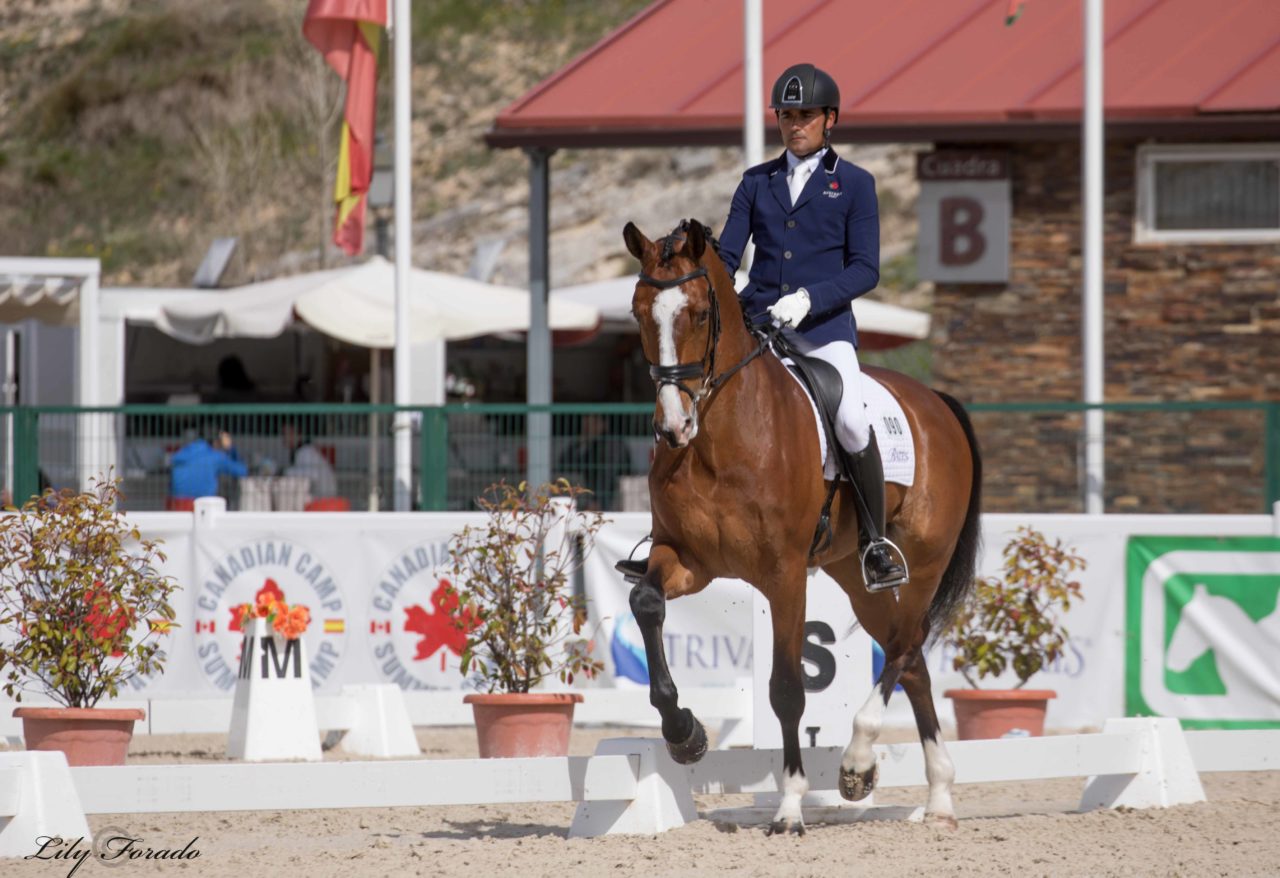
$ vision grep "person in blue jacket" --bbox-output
[170,427,247,501]
[718,62,906,591]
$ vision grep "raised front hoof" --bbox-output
[924,812,959,831]
[665,717,708,765]
[838,763,878,802]
[765,819,805,838]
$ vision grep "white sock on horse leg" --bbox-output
[843,683,885,775]
[773,767,809,826]
[922,737,956,819]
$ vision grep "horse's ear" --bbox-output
[684,219,706,261]
[623,222,651,261]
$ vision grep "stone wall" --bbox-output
[930,141,1280,514]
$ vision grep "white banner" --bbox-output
[584,518,754,689]
[5,503,1276,732]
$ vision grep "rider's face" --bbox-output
[776,108,831,157]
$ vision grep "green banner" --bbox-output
[1126,536,1280,729]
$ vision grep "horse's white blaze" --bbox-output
[653,288,692,436]
[922,737,956,820]
[842,682,885,775]
[772,768,808,827]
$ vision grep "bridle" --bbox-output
[637,240,777,438]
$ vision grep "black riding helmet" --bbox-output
[770,63,840,124]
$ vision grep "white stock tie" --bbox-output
[789,163,812,207]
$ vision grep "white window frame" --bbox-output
[1134,143,1280,245]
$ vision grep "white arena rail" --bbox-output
[38,720,1278,835]
[4,718,1277,856]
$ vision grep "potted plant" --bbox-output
[0,478,178,765]
[446,480,606,758]
[942,526,1085,739]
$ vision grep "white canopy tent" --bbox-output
[129,256,600,349]
[101,256,600,407]
[552,274,930,346]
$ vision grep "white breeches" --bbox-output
[808,340,871,454]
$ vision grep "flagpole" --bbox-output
[741,0,762,274]
[1082,0,1105,514]
[392,0,413,511]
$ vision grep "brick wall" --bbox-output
[930,141,1280,513]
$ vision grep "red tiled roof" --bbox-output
[487,0,1280,148]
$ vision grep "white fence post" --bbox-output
[569,738,697,837]
[1079,717,1205,810]
[0,752,90,859]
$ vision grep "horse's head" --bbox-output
[624,219,721,448]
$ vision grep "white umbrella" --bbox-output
[265,256,599,348]
[130,256,600,347]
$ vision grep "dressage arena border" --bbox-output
[3,718,1277,851]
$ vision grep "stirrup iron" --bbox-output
[615,534,652,585]
[861,537,909,594]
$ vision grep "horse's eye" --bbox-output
[695,310,709,326]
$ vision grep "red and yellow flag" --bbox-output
[303,0,387,256]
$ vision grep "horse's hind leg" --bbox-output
[629,543,707,764]
[898,647,957,828]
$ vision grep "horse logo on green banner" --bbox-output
[1126,536,1280,728]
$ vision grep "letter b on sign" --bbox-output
[940,197,986,266]
[918,178,1009,283]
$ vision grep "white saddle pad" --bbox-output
[781,356,917,487]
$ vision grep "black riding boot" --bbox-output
[845,430,908,592]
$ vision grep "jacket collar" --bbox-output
[768,148,841,213]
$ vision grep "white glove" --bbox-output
[768,289,811,328]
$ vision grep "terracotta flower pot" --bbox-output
[13,706,146,766]
[463,692,583,758]
[943,689,1056,740]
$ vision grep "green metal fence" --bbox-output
[2,401,1278,514]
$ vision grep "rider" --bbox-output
[719,62,906,591]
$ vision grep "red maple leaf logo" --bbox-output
[229,578,286,633]
[403,579,480,662]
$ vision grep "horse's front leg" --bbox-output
[630,543,708,764]
[765,587,808,836]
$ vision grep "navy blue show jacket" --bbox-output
[719,148,880,348]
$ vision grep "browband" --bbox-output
[637,267,708,290]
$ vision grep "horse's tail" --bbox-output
[925,391,983,641]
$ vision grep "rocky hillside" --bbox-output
[0,0,926,306]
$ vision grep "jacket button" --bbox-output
[781,284,791,292]
[786,220,796,229]
[784,250,793,260]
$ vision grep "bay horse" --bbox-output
[622,219,983,834]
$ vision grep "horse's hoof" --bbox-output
[765,819,805,837]
[665,716,708,765]
[838,763,878,802]
[924,812,958,831]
